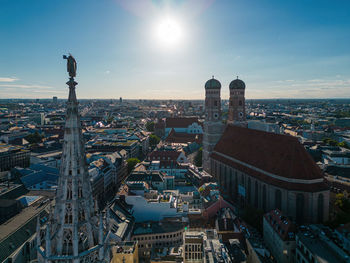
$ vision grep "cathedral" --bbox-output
[37,55,109,263]
[202,77,330,224]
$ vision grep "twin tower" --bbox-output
[202,77,246,172]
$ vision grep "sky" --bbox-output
[0,0,350,99]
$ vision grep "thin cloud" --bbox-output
[0,77,18,82]
[250,77,350,98]
[0,84,55,90]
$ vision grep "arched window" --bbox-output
[235,172,238,199]
[229,170,233,198]
[214,161,217,178]
[296,193,304,224]
[262,185,267,211]
[275,189,282,210]
[318,194,324,222]
[220,164,224,187]
[254,181,259,207]
[247,178,251,203]
[224,166,228,191]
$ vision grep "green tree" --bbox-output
[325,192,350,228]
[194,147,203,167]
[126,158,141,174]
[149,134,160,148]
[323,138,350,149]
[106,115,114,124]
[323,137,339,147]
[339,141,350,149]
[25,131,43,144]
[146,121,155,132]
[335,193,345,208]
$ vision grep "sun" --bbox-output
[154,17,183,49]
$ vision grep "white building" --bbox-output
[125,193,188,222]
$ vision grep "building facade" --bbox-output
[202,77,224,173]
[183,231,204,263]
[0,144,30,172]
[131,221,185,260]
[201,76,330,224]
[110,241,139,263]
[210,125,330,224]
[263,209,296,263]
[228,78,246,124]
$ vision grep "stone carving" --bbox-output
[63,54,77,78]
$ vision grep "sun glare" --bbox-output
[154,17,183,49]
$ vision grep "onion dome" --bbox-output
[229,77,245,89]
[205,76,221,89]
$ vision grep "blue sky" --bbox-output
[0,0,349,99]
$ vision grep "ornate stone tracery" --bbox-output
[37,55,108,263]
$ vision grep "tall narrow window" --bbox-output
[247,178,251,203]
[296,193,304,224]
[275,189,282,210]
[318,194,324,222]
[229,170,233,198]
[255,181,259,207]
[262,185,267,211]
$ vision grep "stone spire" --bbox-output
[37,55,107,263]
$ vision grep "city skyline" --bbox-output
[1,0,350,99]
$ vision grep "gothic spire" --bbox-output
[37,55,107,263]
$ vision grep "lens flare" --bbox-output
[154,17,183,49]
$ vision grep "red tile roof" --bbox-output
[165,117,199,128]
[148,150,182,161]
[165,128,203,144]
[264,209,295,241]
[212,125,328,192]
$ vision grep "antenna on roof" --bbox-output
[237,76,239,79]
[212,75,214,79]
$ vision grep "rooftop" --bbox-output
[165,117,199,128]
[297,225,350,263]
[212,125,328,192]
[133,221,185,236]
[0,195,51,242]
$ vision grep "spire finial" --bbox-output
[63,54,77,79]
[237,76,239,79]
[212,75,214,79]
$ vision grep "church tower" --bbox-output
[202,77,224,173]
[228,77,246,124]
[37,55,108,263]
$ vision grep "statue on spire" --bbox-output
[63,54,77,78]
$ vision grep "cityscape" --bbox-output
[1,1,350,263]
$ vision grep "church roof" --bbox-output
[165,128,203,144]
[205,78,221,89]
[165,117,199,128]
[212,125,328,192]
[229,78,245,89]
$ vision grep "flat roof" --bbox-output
[0,196,51,241]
